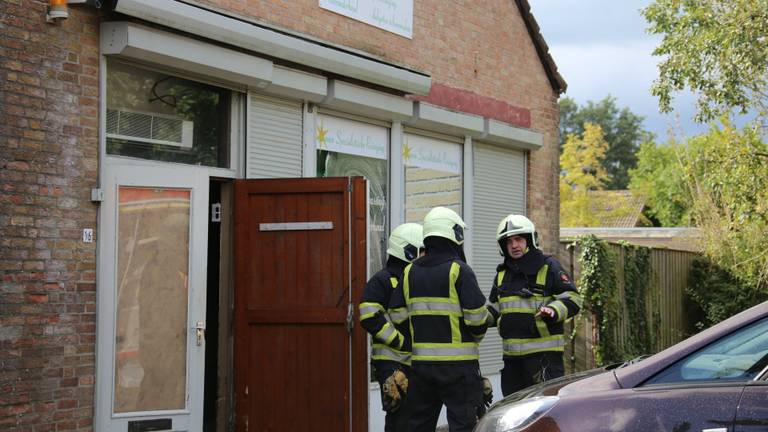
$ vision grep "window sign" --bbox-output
[315,114,388,160]
[404,133,462,223]
[403,134,462,174]
[319,0,413,39]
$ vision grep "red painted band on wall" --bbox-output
[411,83,531,129]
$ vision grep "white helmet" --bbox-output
[387,223,424,262]
[423,207,466,245]
[496,214,539,253]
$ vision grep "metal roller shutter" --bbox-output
[473,142,526,375]
[246,93,303,178]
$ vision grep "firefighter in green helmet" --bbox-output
[486,214,583,396]
[388,207,489,432]
[359,222,424,432]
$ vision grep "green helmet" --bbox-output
[387,223,424,262]
[496,214,538,252]
[423,207,466,245]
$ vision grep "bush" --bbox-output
[686,257,768,330]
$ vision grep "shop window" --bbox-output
[315,114,389,271]
[404,133,462,222]
[106,60,230,167]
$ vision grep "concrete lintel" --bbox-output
[407,102,485,137]
[265,66,327,102]
[101,21,273,90]
[323,80,413,121]
[480,118,543,150]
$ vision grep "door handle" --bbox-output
[194,321,206,346]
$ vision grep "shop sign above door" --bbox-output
[319,0,413,39]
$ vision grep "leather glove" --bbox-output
[482,376,493,408]
[382,369,408,412]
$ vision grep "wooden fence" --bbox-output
[558,241,700,372]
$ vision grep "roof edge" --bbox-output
[515,0,567,95]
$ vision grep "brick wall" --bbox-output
[196,0,562,253]
[1,1,99,430]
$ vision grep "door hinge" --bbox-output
[211,203,221,222]
[346,303,354,333]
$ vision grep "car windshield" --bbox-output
[646,317,768,385]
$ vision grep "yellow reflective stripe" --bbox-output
[548,300,569,322]
[498,297,539,312]
[496,270,505,287]
[403,264,412,303]
[375,322,398,346]
[390,277,398,288]
[450,315,461,344]
[409,297,462,304]
[388,307,409,324]
[463,305,488,326]
[448,262,460,301]
[536,264,548,286]
[502,336,564,356]
[556,291,583,308]
[535,316,550,337]
[371,343,411,364]
[412,343,480,361]
[359,302,384,321]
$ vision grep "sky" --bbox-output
[528,0,708,141]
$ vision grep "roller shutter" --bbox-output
[473,142,526,375]
[246,93,303,178]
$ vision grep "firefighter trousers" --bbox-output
[406,363,483,432]
[500,351,565,397]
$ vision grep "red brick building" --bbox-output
[0,0,565,430]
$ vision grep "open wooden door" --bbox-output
[234,177,368,431]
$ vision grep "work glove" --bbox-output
[381,369,408,412]
[482,376,493,409]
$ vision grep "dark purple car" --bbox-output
[475,301,768,432]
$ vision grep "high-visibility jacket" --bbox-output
[358,258,410,365]
[488,250,582,358]
[389,250,488,364]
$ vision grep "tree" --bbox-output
[560,123,611,226]
[628,139,693,226]
[680,121,768,289]
[643,0,768,126]
[559,96,651,189]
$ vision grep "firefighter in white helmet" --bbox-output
[359,223,423,431]
[486,214,582,396]
[388,207,489,432]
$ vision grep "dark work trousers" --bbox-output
[374,361,410,432]
[406,363,483,432]
[500,351,565,397]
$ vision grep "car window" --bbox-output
[645,317,768,385]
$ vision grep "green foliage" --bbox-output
[686,257,768,330]
[560,124,610,227]
[621,244,652,356]
[628,140,693,226]
[574,236,653,366]
[559,96,652,189]
[643,0,768,126]
[681,122,768,288]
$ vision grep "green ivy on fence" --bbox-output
[571,235,653,366]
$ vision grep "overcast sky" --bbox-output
[528,0,708,140]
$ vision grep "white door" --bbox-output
[95,164,209,432]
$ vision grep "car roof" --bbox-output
[614,300,768,388]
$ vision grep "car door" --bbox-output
[733,378,768,431]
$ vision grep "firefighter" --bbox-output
[487,214,583,396]
[388,207,489,432]
[359,223,424,432]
